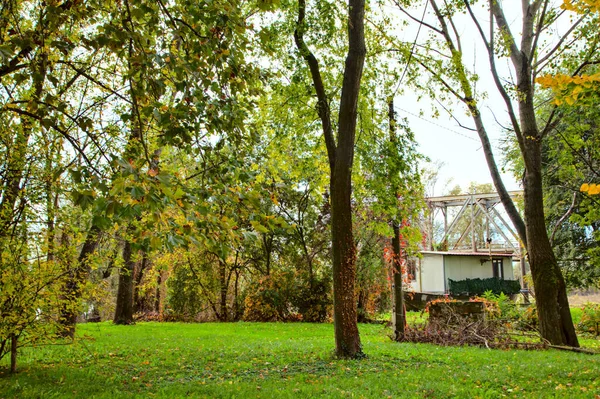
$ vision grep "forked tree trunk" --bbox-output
[511,25,578,346]
[424,0,579,347]
[294,0,366,358]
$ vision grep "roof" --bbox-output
[420,251,514,258]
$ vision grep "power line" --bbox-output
[395,106,480,142]
[392,0,428,96]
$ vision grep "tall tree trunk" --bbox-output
[330,0,366,358]
[295,0,366,358]
[388,100,405,340]
[114,240,136,324]
[218,260,228,321]
[521,126,579,346]
[233,269,241,321]
[59,224,101,338]
[423,0,579,347]
[133,251,149,313]
[510,13,578,345]
[154,271,162,313]
[10,334,17,374]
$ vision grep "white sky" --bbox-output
[398,95,522,197]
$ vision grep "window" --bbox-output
[492,258,504,279]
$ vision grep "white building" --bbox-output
[407,251,515,294]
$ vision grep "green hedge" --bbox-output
[448,277,521,296]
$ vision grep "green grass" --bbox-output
[1,319,599,398]
[571,307,584,325]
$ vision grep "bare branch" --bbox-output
[533,14,585,70]
[392,0,443,34]
[550,192,577,247]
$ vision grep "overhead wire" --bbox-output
[394,106,480,143]
[392,0,429,96]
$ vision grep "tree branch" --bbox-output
[293,0,336,172]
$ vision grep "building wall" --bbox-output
[417,254,445,293]
[502,259,514,281]
[445,256,515,287]
[445,256,494,283]
[410,254,516,294]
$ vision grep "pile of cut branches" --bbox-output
[396,303,599,353]
[397,312,516,349]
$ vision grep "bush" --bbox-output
[476,291,538,331]
[243,271,332,322]
[0,241,68,372]
[478,291,517,319]
[576,303,600,336]
[448,277,521,296]
[243,272,296,322]
[294,275,332,322]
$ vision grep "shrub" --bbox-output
[0,241,68,372]
[517,304,538,331]
[294,275,332,322]
[448,277,521,296]
[477,291,516,319]
[476,291,537,331]
[576,303,600,336]
[243,272,296,322]
[243,271,332,322]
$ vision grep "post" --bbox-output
[443,206,448,250]
[471,195,476,252]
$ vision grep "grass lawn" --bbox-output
[1,319,599,398]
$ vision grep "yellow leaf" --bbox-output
[580,183,590,192]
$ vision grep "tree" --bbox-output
[294,0,366,357]
[389,0,600,346]
[505,79,600,289]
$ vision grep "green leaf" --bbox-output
[130,185,146,200]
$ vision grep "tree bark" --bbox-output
[10,334,17,374]
[295,0,366,358]
[521,121,579,346]
[114,240,136,324]
[330,0,366,358]
[133,251,149,313]
[218,259,228,321]
[388,100,405,339]
[59,224,101,338]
